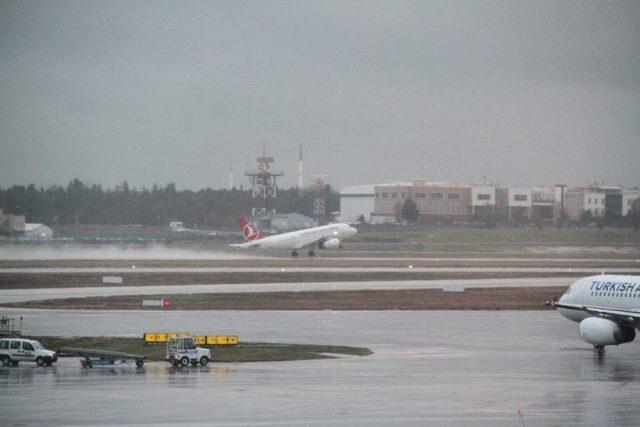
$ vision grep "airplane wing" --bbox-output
[291,235,331,250]
[292,241,313,250]
[554,301,640,324]
[229,242,262,249]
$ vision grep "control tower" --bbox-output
[244,148,284,216]
[312,174,328,225]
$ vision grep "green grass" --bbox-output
[354,224,640,247]
[28,336,372,362]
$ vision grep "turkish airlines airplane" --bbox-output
[230,217,358,256]
[548,274,640,353]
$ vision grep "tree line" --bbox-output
[0,178,339,229]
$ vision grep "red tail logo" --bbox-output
[238,217,266,242]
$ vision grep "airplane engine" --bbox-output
[319,238,341,249]
[579,317,635,346]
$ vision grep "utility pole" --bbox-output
[297,144,304,190]
[556,184,567,225]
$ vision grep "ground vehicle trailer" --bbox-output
[58,347,145,368]
[0,338,57,366]
[166,336,211,367]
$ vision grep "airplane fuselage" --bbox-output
[235,223,357,250]
[558,275,640,324]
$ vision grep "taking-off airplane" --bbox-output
[548,274,640,354]
[230,217,358,257]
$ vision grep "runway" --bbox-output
[2,309,640,426]
[2,246,639,425]
[0,277,574,303]
[2,266,639,274]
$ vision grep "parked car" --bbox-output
[0,338,57,366]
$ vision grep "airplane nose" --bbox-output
[556,291,585,322]
[558,292,568,304]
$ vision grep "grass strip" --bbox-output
[4,286,567,311]
[28,336,372,362]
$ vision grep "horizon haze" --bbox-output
[1,1,639,191]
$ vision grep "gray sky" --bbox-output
[1,0,639,190]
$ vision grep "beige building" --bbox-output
[372,182,413,222]
[373,180,471,221]
[531,186,555,220]
[362,179,638,224]
[413,181,471,220]
[563,189,605,220]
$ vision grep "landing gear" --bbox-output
[593,345,605,355]
[291,250,298,257]
[308,250,316,257]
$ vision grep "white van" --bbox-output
[0,338,57,366]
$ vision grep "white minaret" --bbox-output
[297,145,304,189]
[229,164,234,191]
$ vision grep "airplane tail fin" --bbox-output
[238,217,266,242]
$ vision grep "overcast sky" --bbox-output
[1,1,639,190]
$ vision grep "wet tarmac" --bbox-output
[2,309,640,425]
[0,277,574,303]
[0,244,267,260]
[1,243,638,262]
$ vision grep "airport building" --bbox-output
[23,223,53,239]
[338,185,376,223]
[495,187,533,220]
[622,190,640,216]
[0,209,26,235]
[531,186,555,220]
[564,190,601,219]
[252,213,316,233]
[559,184,637,220]
[339,180,639,224]
[371,180,473,222]
[412,181,471,221]
[469,184,496,218]
[372,182,413,222]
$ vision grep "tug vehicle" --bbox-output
[166,336,211,367]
